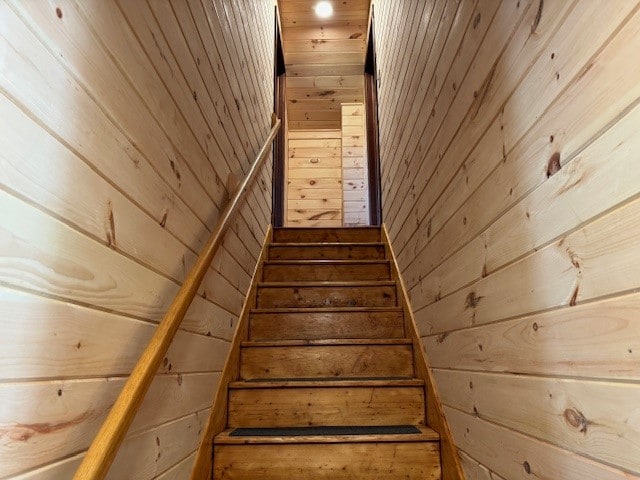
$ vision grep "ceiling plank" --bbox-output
[283,24,367,41]
[279,0,369,131]
[284,39,366,53]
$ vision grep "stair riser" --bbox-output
[269,245,385,260]
[273,228,380,243]
[256,285,397,308]
[263,263,391,282]
[213,443,441,479]
[228,386,425,427]
[249,311,404,340]
[240,345,414,380]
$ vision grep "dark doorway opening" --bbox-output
[272,7,286,227]
[364,7,382,226]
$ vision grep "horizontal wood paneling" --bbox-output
[435,369,640,473]
[287,130,343,226]
[0,374,218,478]
[445,406,635,480]
[286,76,365,130]
[280,0,367,130]
[0,0,274,477]
[459,452,505,480]
[423,291,640,380]
[375,0,640,478]
[12,414,206,480]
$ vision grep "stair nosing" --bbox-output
[241,338,412,348]
[264,259,391,265]
[269,242,385,247]
[258,280,397,287]
[250,306,403,314]
[273,226,381,230]
[214,426,439,445]
[229,378,425,389]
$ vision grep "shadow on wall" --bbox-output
[0,0,274,477]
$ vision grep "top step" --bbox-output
[273,227,381,243]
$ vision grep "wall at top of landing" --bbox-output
[374,0,640,478]
[0,0,274,478]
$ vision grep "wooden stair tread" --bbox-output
[270,242,385,247]
[258,280,396,287]
[251,306,402,314]
[268,242,387,261]
[262,260,392,282]
[264,259,391,265]
[209,226,457,479]
[272,227,381,243]
[229,378,425,388]
[215,426,439,444]
[242,338,412,347]
[274,227,381,230]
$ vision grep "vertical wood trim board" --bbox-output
[373,0,640,478]
[341,102,369,226]
[0,0,275,478]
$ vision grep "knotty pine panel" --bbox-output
[374,0,640,478]
[0,0,275,476]
[13,420,203,479]
[286,130,343,226]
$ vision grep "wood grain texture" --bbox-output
[189,226,273,480]
[383,225,465,480]
[272,227,381,242]
[71,118,280,479]
[0,0,275,477]
[459,452,506,480]
[249,307,404,340]
[286,130,343,226]
[0,374,218,478]
[12,416,204,480]
[435,369,640,473]
[342,103,369,225]
[262,260,391,281]
[268,242,386,259]
[446,407,639,480]
[423,291,640,380]
[0,287,230,381]
[280,0,367,130]
[256,282,397,308]
[240,343,413,380]
[213,442,441,479]
[375,0,640,478]
[228,384,425,427]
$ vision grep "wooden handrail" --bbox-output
[73,118,281,480]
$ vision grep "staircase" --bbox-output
[212,227,442,479]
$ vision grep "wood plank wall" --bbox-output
[341,103,369,225]
[0,0,274,478]
[280,0,368,130]
[287,130,343,227]
[287,75,365,130]
[373,0,640,478]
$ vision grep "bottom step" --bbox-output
[214,429,441,479]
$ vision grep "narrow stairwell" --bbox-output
[213,227,442,479]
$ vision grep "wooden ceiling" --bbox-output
[279,0,369,130]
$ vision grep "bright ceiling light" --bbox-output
[314,1,333,18]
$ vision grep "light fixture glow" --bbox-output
[314,1,333,18]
